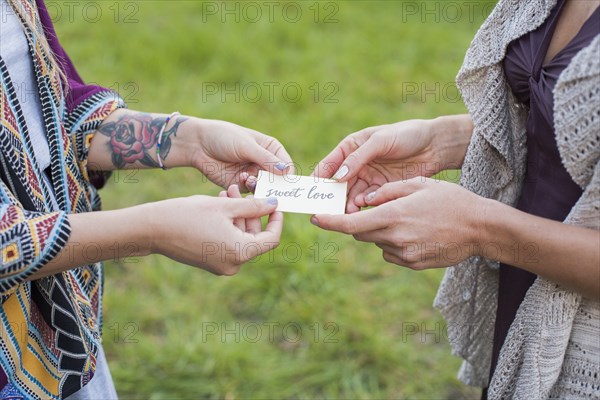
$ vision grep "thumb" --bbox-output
[227,197,279,218]
[332,139,382,182]
[242,144,289,175]
[364,178,425,206]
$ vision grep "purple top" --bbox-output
[490,0,599,381]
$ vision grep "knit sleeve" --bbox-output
[564,161,600,230]
[0,198,71,297]
[63,92,126,189]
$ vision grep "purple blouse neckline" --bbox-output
[504,0,600,125]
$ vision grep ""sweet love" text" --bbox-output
[265,186,335,200]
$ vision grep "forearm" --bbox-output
[28,205,153,280]
[480,199,600,299]
[428,114,473,170]
[88,108,195,171]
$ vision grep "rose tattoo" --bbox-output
[98,113,187,168]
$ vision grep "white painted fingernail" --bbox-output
[275,162,287,171]
[333,165,349,180]
[365,192,376,203]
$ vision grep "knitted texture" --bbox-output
[433,0,600,398]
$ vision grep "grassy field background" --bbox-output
[53,1,495,398]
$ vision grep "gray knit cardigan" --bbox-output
[433,0,600,398]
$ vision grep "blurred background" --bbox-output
[53,1,496,398]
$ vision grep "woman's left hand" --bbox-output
[311,177,487,269]
[189,118,293,191]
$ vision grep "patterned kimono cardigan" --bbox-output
[0,0,125,397]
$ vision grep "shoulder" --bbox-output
[554,35,600,190]
[458,0,558,80]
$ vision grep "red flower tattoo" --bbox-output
[98,113,186,168]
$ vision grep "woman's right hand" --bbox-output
[312,115,473,212]
[147,195,282,276]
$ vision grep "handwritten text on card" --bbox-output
[254,171,347,215]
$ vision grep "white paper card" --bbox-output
[254,171,347,215]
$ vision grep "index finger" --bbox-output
[249,130,295,175]
[311,128,378,179]
[311,145,347,179]
[273,145,294,175]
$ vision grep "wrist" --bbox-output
[471,196,501,258]
[428,114,473,171]
[186,117,218,169]
[157,114,199,168]
[124,203,158,257]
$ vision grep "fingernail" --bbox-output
[275,162,287,171]
[333,165,349,180]
[247,179,257,189]
[365,192,376,203]
[310,216,319,226]
[267,197,278,206]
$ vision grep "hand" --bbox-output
[311,116,472,213]
[311,120,439,213]
[189,119,293,191]
[310,178,486,270]
[148,194,283,276]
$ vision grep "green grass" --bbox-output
[53,1,495,398]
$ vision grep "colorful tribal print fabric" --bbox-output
[0,0,124,397]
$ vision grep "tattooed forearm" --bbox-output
[98,112,187,169]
